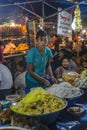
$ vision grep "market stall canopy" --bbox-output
[0,0,87,22]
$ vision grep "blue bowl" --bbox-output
[66,97,79,107]
[65,89,84,107]
[11,99,68,125]
[80,87,87,93]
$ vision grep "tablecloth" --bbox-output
[48,92,87,130]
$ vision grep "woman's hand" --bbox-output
[51,76,57,84]
[42,79,51,87]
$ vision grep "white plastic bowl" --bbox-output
[6,95,21,102]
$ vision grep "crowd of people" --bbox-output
[0,30,87,100]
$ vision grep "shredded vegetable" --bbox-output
[11,87,66,115]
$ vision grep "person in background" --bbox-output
[55,57,77,79]
[65,37,73,51]
[14,60,26,96]
[80,51,87,69]
[55,49,77,72]
[29,38,35,49]
[0,53,13,100]
[25,30,57,93]
[51,37,62,71]
[0,41,6,64]
[14,60,26,79]
[47,34,58,49]
[63,49,77,71]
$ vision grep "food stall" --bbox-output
[0,69,87,130]
[0,23,87,130]
[0,24,29,75]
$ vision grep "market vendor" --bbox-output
[25,30,57,93]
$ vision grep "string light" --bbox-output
[73,5,82,32]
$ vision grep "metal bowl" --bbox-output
[67,106,85,116]
[10,99,67,125]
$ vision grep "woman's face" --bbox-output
[62,58,69,68]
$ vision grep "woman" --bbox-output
[25,30,57,93]
[55,57,77,79]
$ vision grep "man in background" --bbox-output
[0,53,13,100]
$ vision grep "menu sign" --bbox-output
[57,8,72,37]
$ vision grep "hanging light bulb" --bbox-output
[10,20,15,26]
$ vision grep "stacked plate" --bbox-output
[0,126,27,130]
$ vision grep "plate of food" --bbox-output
[0,108,13,124]
[67,106,85,116]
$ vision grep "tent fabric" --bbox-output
[0,0,87,21]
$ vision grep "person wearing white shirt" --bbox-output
[14,71,26,96]
[0,53,13,100]
[13,60,26,96]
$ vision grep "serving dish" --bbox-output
[67,106,84,116]
[62,71,79,84]
[0,108,12,124]
[6,95,21,103]
[10,87,68,125]
[80,87,87,93]
[10,99,67,125]
[65,89,84,107]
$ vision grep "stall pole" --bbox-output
[33,21,36,45]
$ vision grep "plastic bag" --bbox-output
[56,121,80,130]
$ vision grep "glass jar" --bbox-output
[62,71,79,84]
